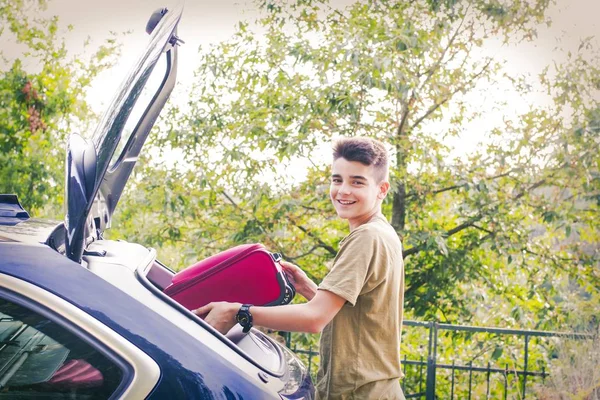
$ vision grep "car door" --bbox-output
[0,273,160,399]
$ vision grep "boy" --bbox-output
[195,137,405,400]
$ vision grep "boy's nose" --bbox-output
[340,184,352,195]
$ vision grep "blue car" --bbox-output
[0,5,314,399]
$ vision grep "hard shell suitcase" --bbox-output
[164,243,295,310]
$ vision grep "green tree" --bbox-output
[112,0,598,331]
[0,0,119,217]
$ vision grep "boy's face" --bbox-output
[330,157,390,230]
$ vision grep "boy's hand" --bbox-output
[193,302,241,335]
[280,261,318,301]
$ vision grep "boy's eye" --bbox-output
[331,178,342,184]
[353,180,364,185]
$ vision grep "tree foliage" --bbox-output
[1,0,597,391]
[109,0,599,332]
[0,0,119,216]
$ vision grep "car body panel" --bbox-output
[0,273,159,399]
[0,243,279,398]
[0,194,30,226]
[0,218,61,245]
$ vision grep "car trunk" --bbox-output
[82,239,288,379]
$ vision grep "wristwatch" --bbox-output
[236,304,253,333]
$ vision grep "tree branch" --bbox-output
[221,190,270,239]
[293,223,337,256]
[514,178,547,200]
[405,172,512,200]
[418,8,468,85]
[402,171,557,259]
[406,184,463,200]
[282,245,319,261]
[221,191,240,208]
[522,248,580,263]
[472,224,494,235]
[223,188,338,258]
[403,216,482,258]
[446,219,478,236]
[410,57,494,131]
[404,233,493,300]
[397,90,415,137]
[397,11,470,138]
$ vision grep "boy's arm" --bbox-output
[194,289,346,335]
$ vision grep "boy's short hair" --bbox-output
[333,137,389,182]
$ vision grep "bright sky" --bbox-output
[35,0,599,113]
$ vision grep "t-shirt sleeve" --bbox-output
[318,229,378,306]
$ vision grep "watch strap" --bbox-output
[236,304,253,333]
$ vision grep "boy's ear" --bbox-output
[378,181,390,200]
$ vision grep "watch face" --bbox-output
[237,306,252,333]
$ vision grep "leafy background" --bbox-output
[2,0,598,397]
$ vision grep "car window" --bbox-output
[0,297,124,399]
[108,54,168,170]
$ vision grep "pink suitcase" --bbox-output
[164,243,295,310]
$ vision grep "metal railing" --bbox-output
[282,320,595,399]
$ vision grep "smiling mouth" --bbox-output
[337,199,356,205]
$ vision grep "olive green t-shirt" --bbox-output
[316,214,405,400]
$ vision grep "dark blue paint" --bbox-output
[64,133,96,262]
[0,243,272,399]
[0,194,29,226]
[280,372,315,400]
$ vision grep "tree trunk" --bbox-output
[391,134,407,233]
[391,181,406,232]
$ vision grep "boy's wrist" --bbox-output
[303,282,318,301]
[235,304,253,333]
[230,302,242,322]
